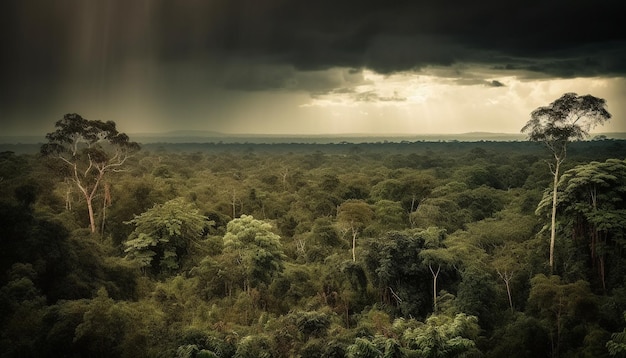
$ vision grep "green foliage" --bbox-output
[454,185,507,222]
[105,178,168,246]
[346,337,384,358]
[608,313,626,357]
[73,287,167,358]
[5,139,626,357]
[402,313,480,358]
[373,200,409,233]
[267,265,317,311]
[40,113,140,233]
[174,327,236,358]
[411,197,469,233]
[455,266,499,328]
[370,172,435,212]
[522,93,610,146]
[234,334,274,358]
[522,92,612,274]
[527,274,599,357]
[124,198,211,273]
[337,199,374,261]
[176,344,220,358]
[553,159,626,290]
[337,200,375,232]
[0,264,47,357]
[288,310,332,339]
[486,312,550,358]
[303,217,345,262]
[363,230,431,318]
[222,215,286,291]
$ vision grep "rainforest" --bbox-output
[2,133,626,358]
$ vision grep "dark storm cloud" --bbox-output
[3,0,624,76]
[1,0,624,133]
[212,62,367,92]
[147,0,625,76]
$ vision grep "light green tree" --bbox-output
[419,227,455,313]
[233,334,273,358]
[337,199,374,261]
[221,215,285,292]
[373,199,408,233]
[492,242,526,311]
[400,313,480,358]
[345,337,383,358]
[124,198,210,272]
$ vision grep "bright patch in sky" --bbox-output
[298,68,626,135]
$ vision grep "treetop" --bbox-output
[41,113,139,157]
[521,92,611,144]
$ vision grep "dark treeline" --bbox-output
[2,139,626,357]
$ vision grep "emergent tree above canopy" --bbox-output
[521,93,611,273]
[41,113,140,233]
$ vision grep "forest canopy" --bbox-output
[1,132,626,357]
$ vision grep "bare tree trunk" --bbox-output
[231,189,237,218]
[101,182,111,236]
[352,229,357,262]
[409,196,418,228]
[101,201,107,235]
[429,264,441,312]
[65,182,73,211]
[505,279,513,311]
[497,269,514,311]
[87,199,96,233]
[550,159,560,273]
[280,167,289,191]
[600,255,606,293]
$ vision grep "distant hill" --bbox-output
[1,132,625,147]
[0,135,46,144]
[128,131,626,144]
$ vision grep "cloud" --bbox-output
[1,0,625,136]
[3,1,624,82]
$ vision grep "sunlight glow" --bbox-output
[298,68,625,134]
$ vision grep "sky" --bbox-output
[1,0,625,137]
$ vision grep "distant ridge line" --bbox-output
[1,132,625,144]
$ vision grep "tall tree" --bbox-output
[221,215,286,293]
[337,200,374,262]
[41,113,139,233]
[550,158,626,291]
[418,227,454,313]
[521,93,611,272]
[124,198,210,273]
[492,242,525,311]
[363,230,431,318]
[527,274,598,358]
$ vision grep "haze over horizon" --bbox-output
[2,1,625,137]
